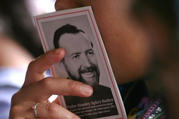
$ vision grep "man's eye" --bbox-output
[72,54,80,59]
[87,50,94,56]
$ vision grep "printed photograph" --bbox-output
[35,6,126,119]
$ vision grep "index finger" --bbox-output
[24,48,65,85]
[16,78,93,103]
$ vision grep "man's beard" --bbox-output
[67,64,100,85]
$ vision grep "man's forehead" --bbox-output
[59,32,92,54]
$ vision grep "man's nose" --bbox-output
[81,54,91,67]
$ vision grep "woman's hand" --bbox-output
[9,48,93,119]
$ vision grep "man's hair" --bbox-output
[53,24,85,49]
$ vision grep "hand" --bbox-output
[9,48,93,119]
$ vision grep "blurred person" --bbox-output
[131,0,179,118]
[0,0,55,118]
[0,21,33,119]
[9,0,179,119]
[0,1,33,118]
[0,34,33,119]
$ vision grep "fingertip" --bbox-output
[80,84,93,97]
[59,48,66,57]
[54,48,65,58]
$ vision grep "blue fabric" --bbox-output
[0,102,10,119]
[0,67,26,119]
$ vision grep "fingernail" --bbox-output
[55,48,65,55]
[80,85,93,96]
[59,48,65,56]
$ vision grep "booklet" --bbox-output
[34,6,127,119]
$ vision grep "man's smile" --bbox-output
[81,71,96,79]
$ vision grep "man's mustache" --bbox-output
[79,66,97,74]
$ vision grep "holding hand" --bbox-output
[9,48,93,119]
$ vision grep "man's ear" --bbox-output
[91,42,93,48]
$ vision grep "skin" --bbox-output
[60,32,99,86]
